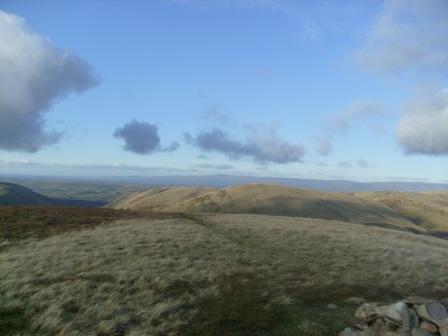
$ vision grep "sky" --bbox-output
[0,0,447,182]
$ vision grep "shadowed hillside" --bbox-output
[0,182,104,207]
[0,183,56,206]
[356,191,448,232]
[110,184,421,229]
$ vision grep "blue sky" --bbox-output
[0,0,447,182]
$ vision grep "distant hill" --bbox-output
[0,182,53,206]
[110,183,422,230]
[0,182,104,207]
[109,186,216,210]
[102,174,448,193]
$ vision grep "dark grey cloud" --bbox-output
[114,120,179,155]
[0,10,99,152]
[397,89,448,155]
[185,127,305,164]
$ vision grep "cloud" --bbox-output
[0,160,195,175]
[0,10,99,152]
[338,161,354,169]
[201,103,234,127]
[114,120,179,155]
[355,1,448,156]
[316,138,332,156]
[357,158,373,168]
[326,101,384,134]
[338,159,373,169]
[356,0,448,76]
[185,127,305,164]
[397,89,448,155]
[192,163,234,170]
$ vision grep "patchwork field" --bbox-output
[2,211,448,335]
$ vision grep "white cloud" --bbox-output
[0,10,99,152]
[397,89,448,155]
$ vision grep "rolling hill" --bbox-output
[0,182,104,207]
[109,186,216,210]
[0,182,55,206]
[110,183,423,230]
[356,191,448,232]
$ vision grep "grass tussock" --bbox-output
[1,213,448,335]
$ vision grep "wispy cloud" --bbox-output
[326,101,384,134]
[316,138,332,156]
[356,0,448,76]
[338,159,373,170]
[192,163,234,170]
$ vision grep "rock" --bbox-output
[419,321,438,333]
[327,303,338,310]
[340,327,359,336]
[416,302,448,327]
[403,297,436,305]
[355,302,379,320]
[375,301,408,325]
[411,329,434,336]
[341,299,448,336]
[401,308,419,335]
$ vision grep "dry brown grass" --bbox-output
[111,184,421,230]
[357,191,448,231]
[2,213,448,335]
[0,206,176,241]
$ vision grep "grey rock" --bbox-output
[411,329,433,336]
[340,327,359,336]
[419,321,438,333]
[416,302,448,328]
[403,297,436,305]
[375,301,408,325]
[355,303,379,320]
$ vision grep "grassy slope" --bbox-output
[2,213,448,335]
[111,184,419,230]
[0,183,53,206]
[109,186,217,210]
[356,191,448,231]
